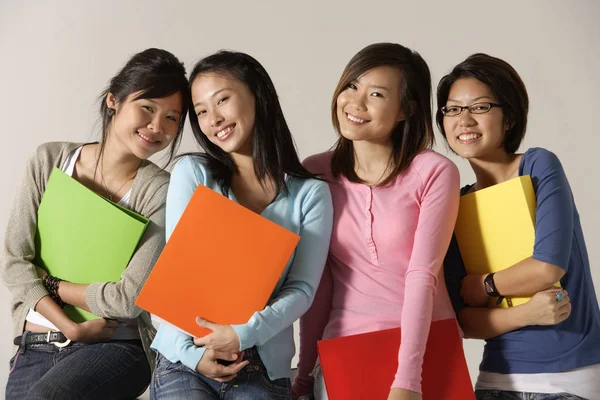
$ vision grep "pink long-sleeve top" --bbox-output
[295,149,460,394]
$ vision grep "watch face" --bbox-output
[484,280,492,293]
[484,278,495,296]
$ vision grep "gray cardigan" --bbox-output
[1,141,169,366]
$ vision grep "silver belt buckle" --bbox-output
[46,331,71,348]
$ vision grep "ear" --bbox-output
[106,92,118,110]
[504,118,515,131]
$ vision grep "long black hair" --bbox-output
[187,50,317,196]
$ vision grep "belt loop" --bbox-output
[18,331,29,354]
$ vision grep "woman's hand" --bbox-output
[520,288,571,326]
[387,388,422,400]
[64,318,119,343]
[195,348,249,382]
[193,317,241,354]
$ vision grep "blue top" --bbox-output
[445,147,600,374]
[150,155,333,380]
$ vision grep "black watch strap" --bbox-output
[484,273,500,297]
[484,273,505,305]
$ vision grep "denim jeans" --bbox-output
[5,331,150,400]
[151,347,292,399]
[475,389,587,400]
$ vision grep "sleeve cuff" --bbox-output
[232,323,257,351]
[26,283,50,311]
[179,345,206,372]
[532,253,567,271]
[85,282,103,316]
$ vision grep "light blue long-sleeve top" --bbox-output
[150,155,333,380]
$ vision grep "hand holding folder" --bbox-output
[135,184,300,338]
[35,168,149,322]
[454,176,559,307]
[317,319,474,400]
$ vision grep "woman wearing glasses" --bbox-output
[438,53,600,400]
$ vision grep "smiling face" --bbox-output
[442,77,510,160]
[335,66,405,145]
[107,90,182,160]
[191,72,256,156]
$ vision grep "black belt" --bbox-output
[14,331,71,347]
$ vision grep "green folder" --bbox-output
[34,168,149,322]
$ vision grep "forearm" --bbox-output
[394,271,436,393]
[458,306,527,340]
[58,281,90,312]
[494,258,564,296]
[34,295,78,337]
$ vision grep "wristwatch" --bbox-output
[484,273,501,297]
[484,273,505,305]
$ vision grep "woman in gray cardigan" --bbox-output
[2,48,190,400]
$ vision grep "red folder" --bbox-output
[135,184,300,337]
[317,318,474,399]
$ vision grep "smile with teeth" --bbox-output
[458,132,482,141]
[137,132,160,143]
[346,113,369,124]
[216,125,235,139]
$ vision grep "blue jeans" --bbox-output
[475,389,587,400]
[151,347,292,399]
[5,331,150,400]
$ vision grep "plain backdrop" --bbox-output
[1,1,599,398]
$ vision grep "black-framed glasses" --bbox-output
[441,102,502,117]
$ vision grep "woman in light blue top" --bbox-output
[149,51,334,400]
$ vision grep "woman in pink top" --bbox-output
[293,43,460,400]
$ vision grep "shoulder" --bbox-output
[30,141,83,168]
[287,175,332,210]
[302,151,333,176]
[170,154,212,184]
[136,160,170,193]
[412,149,457,171]
[410,149,459,186]
[521,147,563,172]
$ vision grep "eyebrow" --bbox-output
[193,88,231,107]
[351,79,390,92]
[447,95,494,103]
[144,98,181,115]
[369,85,390,92]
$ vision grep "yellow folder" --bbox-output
[35,168,149,322]
[454,175,556,307]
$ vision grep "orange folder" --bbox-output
[135,184,300,337]
[317,319,474,400]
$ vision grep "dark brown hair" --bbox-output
[436,53,529,154]
[331,42,434,186]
